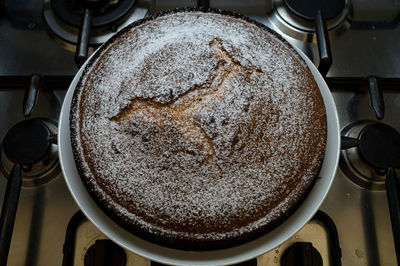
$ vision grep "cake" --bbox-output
[70,8,327,250]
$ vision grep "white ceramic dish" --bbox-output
[58,15,340,266]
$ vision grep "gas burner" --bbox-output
[0,118,60,187]
[358,123,400,169]
[340,121,400,190]
[43,0,148,50]
[268,0,351,42]
[51,0,135,28]
[284,0,345,21]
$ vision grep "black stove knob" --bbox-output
[281,242,323,266]
[84,239,126,266]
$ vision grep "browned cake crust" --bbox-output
[70,8,327,250]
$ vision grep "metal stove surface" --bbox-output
[0,0,400,265]
[321,87,399,266]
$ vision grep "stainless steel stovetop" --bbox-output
[0,0,399,265]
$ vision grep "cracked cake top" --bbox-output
[70,9,327,249]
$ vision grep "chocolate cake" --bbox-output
[70,9,327,250]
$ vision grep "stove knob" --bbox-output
[281,242,323,266]
[84,239,126,266]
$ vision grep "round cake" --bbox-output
[70,9,327,250]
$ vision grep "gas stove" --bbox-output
[0,0,400,265]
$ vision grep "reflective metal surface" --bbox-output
[73,216,150,266]
[0,0,399,265]
[2,0,400,77]
[321,88,400,266]
[268,0,351,40]
[71,212,333,266]
[43,1,148,46]
[261,0,400,77]
[340,120,387,190]
[0,118,61,188]
[257,219,333,266]
[0,88,79,266]
[0,1,77,75]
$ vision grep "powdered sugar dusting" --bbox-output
[71,11,326,245]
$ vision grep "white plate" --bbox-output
[58,26,340,266]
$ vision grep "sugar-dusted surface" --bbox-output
[71,10,326,248]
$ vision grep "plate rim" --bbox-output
[58,10,340,266]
